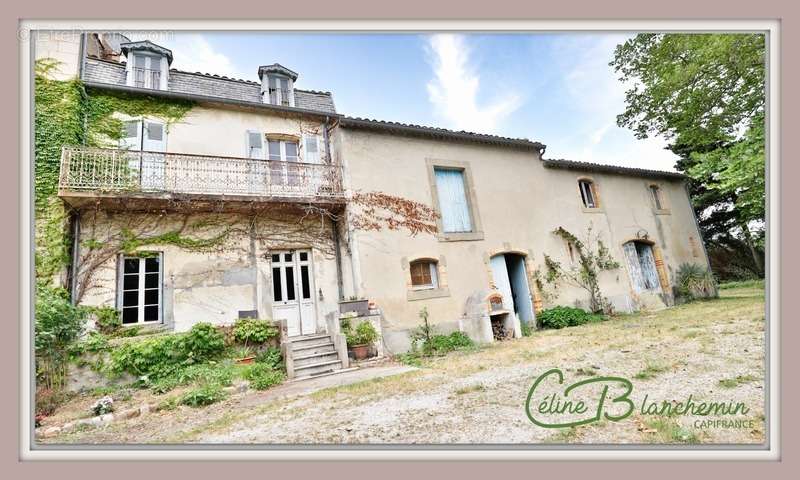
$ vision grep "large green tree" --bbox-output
[610,33,766,278]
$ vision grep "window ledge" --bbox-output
[437,231,484,242]
[407,287,451,301]
[582,207,606,214]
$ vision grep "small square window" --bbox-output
[299,252,308,261]
[271,254,280,262]
[410,260,439,289]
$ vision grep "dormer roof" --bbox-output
[258,63,298,81]
[120,40,174,65]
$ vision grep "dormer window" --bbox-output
[121,40,172,91]
[258,64,298,107]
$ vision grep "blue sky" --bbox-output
[130,32,679,172]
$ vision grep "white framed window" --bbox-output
[434,167,473,233]
[127,53,167,90]
[579,179,598,208]
[118,254,163,325]
[410,259,439,290]
[264,75,294,107]
[267,139,299,162]
[246,131,264,159]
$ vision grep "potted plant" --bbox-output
[345,321,378,360]
[339,296,370,317]
[233,346,256,364]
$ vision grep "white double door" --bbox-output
[121,119,167,190]
[270,249,317,337]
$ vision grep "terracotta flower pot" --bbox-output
[351,344,369,360]
[236,356,256,365]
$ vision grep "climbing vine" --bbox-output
[33,58,195,286]
[538,225,620,314]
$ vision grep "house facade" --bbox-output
[35,33,710,362]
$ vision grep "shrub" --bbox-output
[180,323,226,363]
[423,331,474,355]
[243,363,285,390]
[345,321,378,347]
[108,322,225,383]
[676,263,718,300]
[255,347,283,370]
[91,306,121,334]
[538,306,597,329]
[180,383,227,407]
[35,286,86,390]
[232,318,278,347]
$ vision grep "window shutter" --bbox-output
[247,131,264,159]
[303,135,320,163]
[434,169,473,233]
[120,120,142,150]
[623,242,645,292]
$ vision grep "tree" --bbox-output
[610,34,766,278]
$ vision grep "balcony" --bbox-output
[58,146,345,211]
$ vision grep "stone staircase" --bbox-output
[286,333,350,379]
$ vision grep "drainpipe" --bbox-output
[69,210,81,304]
[325,115,344,301]
[78,33,87,79]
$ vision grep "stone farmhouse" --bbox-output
[35,32,709,378]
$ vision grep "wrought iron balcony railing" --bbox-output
[58,146,344,201]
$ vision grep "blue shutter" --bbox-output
[434,168,472,233]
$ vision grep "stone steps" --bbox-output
[288,333,346,378]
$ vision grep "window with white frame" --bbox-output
[410,259,439,289]
[119,254,162,324]
[433,168,473,233]
[267,138,299,162]
[264,75,294,107]
[127,53,166,90]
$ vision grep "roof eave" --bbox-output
[541,159,687,181]
[340,117,545,151]
[83,81,341,120]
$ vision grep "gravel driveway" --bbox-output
[43,285,766,445]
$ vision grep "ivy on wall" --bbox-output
[33,58,195,286]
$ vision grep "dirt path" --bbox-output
[42,285,766,445]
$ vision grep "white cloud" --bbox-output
[543,34,680,172]
[127,33,253,82]
[425,34,520,134]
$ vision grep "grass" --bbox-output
[718,374,759,388]
[642,417,701,444]
[454,383,486,395]
[634,362,669,380]
[718,279,764,290]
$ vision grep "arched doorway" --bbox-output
[489,252,535,338]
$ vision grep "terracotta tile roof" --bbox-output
[340,117,545,150]
[542,158,687,180]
